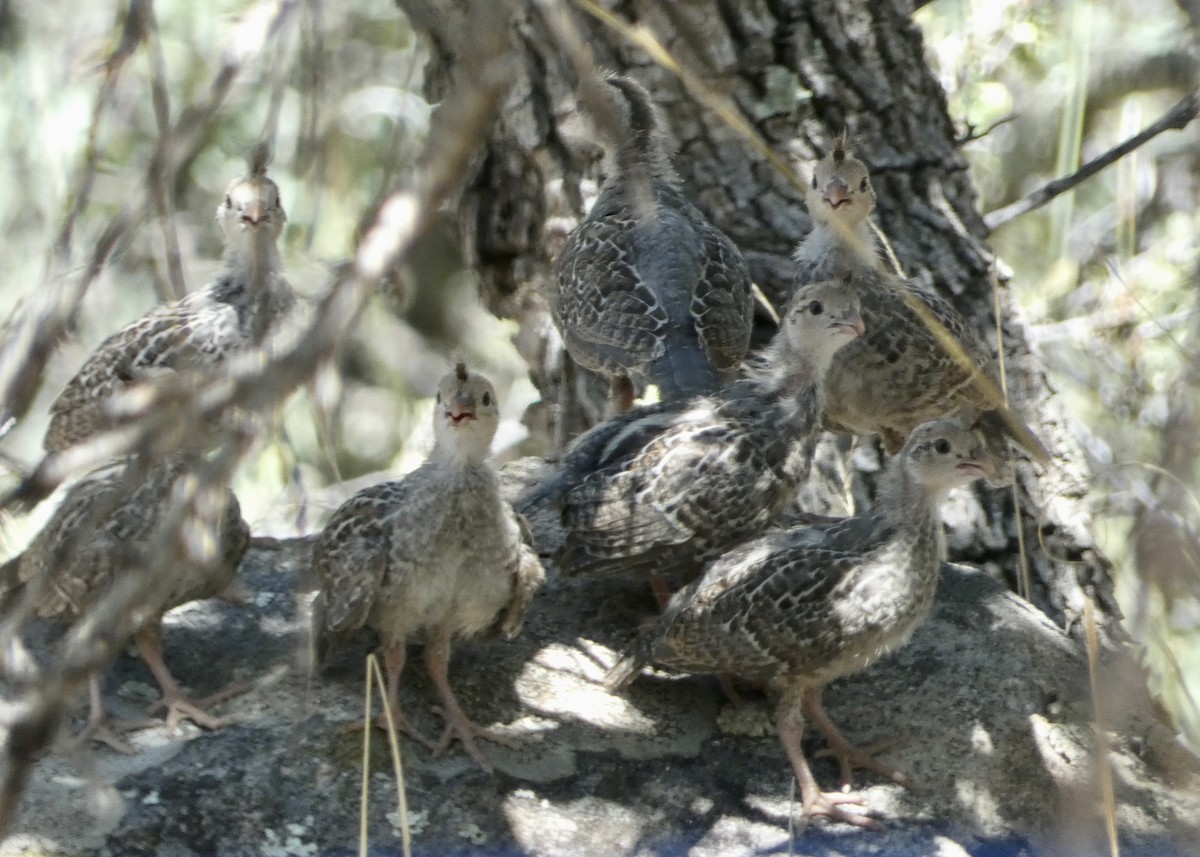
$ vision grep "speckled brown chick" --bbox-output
[311,364,545,772]
[44,158,294,452]
[521,277,863,588]
[793,135,1048,468]
[0,455,250,743]
[552,73,754,410]
[607,418,995,827]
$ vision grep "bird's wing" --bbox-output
[653,530,872,678]
[311,482,405,635]
[553,205,669,377]
[560,412,783,579]
[692,221,754,373]
[496,510,547,640]
[13,459,210,620]
[517,398,686,515]
[46,295,241,450]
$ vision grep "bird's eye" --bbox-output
[934,438,951,454]
[859,178,868,192]
[811,174,818,190]
[435,392,442,404]
[481,392,492,407]
[808,300,824,316]
[224,195,233,208]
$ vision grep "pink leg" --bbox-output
[649,577,672,611]
[363,644,437,751]
[74,675,139,753]
[136,625,246,730]
[424,631,517,773]
[609,377,636,415]
[803,687,917,791]
[774,698,879,829]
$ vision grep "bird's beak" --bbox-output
[958,447,996,478]
[240,199,267,227]
[833,309,865,337]
[823,180,851,209]
[446,395,476,426]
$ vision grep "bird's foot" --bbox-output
[717,674,745,708]
[802,689,919,791]
[73,714,148,754]
[799,789,881,830]
[432,708,520,773]
[362,705,444,748]
[340,711,440,753]
[814,734,919,792]
[147,681,250,730]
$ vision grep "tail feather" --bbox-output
[603,648,648,692]
[603,622,662,691]
[649,347,723,402]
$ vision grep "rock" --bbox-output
[1,523,1196,856]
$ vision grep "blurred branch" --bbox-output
[141,0,188,301]
[1026,307,1197,347]
[0,0,295,442]
[1,2,511,516]
[984,89,1200,230]
[53,0,143,263]
[0,3,511,832]
[1178,0,1200,28]
[956,113,1016,146]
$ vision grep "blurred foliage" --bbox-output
[918,0,1200,749]
[0,0,536,544]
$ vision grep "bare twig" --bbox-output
[984,89,1200,230]
[52,0,143,263]
[0,0,295,439]
[955,113,1017,146]
[0,18,510,826]
[141,0,188,301]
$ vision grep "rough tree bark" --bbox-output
[396,0,1120,638]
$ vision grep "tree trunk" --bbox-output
[396,0,1120,638]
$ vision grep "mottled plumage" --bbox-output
[311,364,545,771]
[552,74,753,405]
[44,166,294,452]
[608,419,995,826]
[794,136,1048,465]
[0,455,250,735]
[522,278,863,585]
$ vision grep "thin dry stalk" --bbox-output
[1085,599,1121,857]
[358,653,412,857]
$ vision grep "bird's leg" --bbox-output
[73,675,139,754]
[358,644,438,751]
[774,698,878,829]
[802,687,917,791]
[137,625,246,730]
[608,376,636,415]
[648,577,672,611]
[424,630,518,773]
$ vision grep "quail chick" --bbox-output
[794,135,1048,466]
[607,418,995,827]
[552,74,754,411]
[0,455,251,743]
[311,364,545,772]
[521,278,863,589]
[44,154,294,452]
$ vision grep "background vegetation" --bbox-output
[0,0,1196,756]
